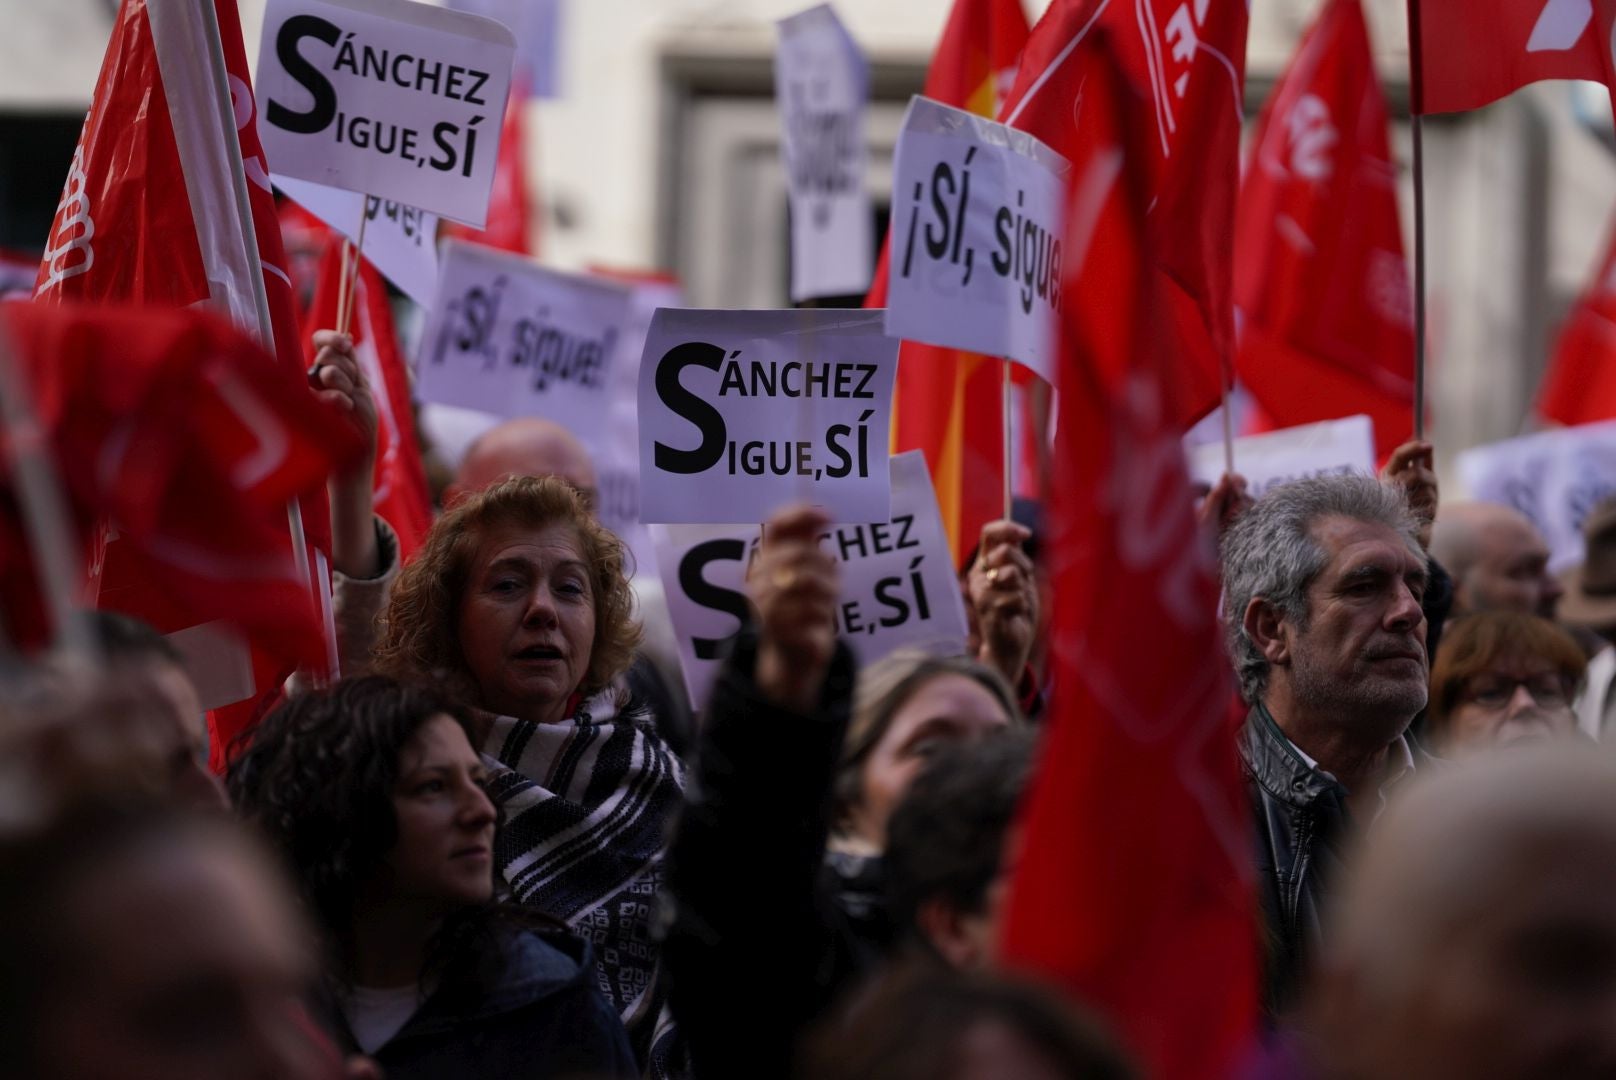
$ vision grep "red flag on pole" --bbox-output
[34,0,339,756]
[1234,0,1414,460]
[0,303,360,662]
[865,0,1029,564]
[998,30,1258,1079]
[306,241,435,559]
[443,78,535,256]
[1539,212,1616,426]
[1411,0,1616,115]
[999,0,1250,429]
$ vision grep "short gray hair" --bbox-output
[1221,475,1423,703]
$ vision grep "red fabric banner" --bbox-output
[1000,0,1249,429]
[866,0,1029,564]
[33,0,344,756]
[1413,0,1616,115]
[999,30,1258,1079]
[306,242,435,559]
[1235,0,1415,459]
[0,303,360,664]
[443,78,535,256]
[1539,211,1616,426]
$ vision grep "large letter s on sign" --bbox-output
[266,15,340,134]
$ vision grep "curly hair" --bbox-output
[372,475,641,710]
[227,677,479,946]
[228,676,564,987]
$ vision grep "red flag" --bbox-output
[1539,211,1616,426]
[33,0,340,754]
[306,241,435,559]
[867,0,1029,563]
[443,78,534,256]
[999,31,1258,1079]
[1000,0,1250,428]
[1234,0,1414,459]
[1412,0,1616,115]
[0,303,360,662]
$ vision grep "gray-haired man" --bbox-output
[1221,475,1430,1013]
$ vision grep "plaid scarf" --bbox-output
[484,691,688,1076]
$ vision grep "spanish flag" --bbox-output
[866,0,1029,565]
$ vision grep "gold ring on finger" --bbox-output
[987,567,1000,584]
[773,569,798,591]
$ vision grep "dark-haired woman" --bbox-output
[229,676,636,1079]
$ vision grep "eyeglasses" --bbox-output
[1460,674,1572,710]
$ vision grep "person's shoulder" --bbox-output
[481,924,599,1007]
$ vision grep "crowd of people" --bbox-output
[4,324,1616,1080]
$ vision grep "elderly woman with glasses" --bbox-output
[1427,611,1588,755]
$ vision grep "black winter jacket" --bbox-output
[1238,703,1354,1017]
[660,631,880,1080]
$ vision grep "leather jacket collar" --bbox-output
[1238,701,1347,810]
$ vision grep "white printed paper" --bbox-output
[257,0,515,225]
[1185,415,1377,500]
[776,4,873,302]
[1457,421,1616,573]
[590,272,686,583]
[637,308,898,524]
[415,240,632,434]
[885,96,1068,383]
[653,451,968,711]
[273,174,439,305]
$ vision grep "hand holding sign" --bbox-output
[753,505,840,713]
[966,519,1037,688]
[1381,440,1438,549]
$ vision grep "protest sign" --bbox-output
[637,308,899,524]
[1457,421,1616,573]
[653,450,969,710]
[415,240,632,434]
[1185,415,1377,500]
[256,0,515,226]
[589,270,685,582]
[446,0,563,99]
[884,95,1068,383]
[273,174,439,305]
[776,4,873,302]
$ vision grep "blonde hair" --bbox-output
[373,476,640,709]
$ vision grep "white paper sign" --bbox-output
[652,451,969,710]
[637,308,898,524]
[1457,421,1616,573]
[885,96,1068,383]
[415,240,632,434]
[1186,415,1378,500]
[256,0,515,226]
[273,175,439,305]
[776,4,873,302]
[445,0,563,99]
[590,272,685,582]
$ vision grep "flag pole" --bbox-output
[1002,359,1013,519]
[197,0,333,681]
[337,205,370,337]
[0,327,98,663]
[1407,0,1428,441]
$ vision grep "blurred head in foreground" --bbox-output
[0,799,334,1080]
[1310,743,1616,1080]
[800,961,1134,1080]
